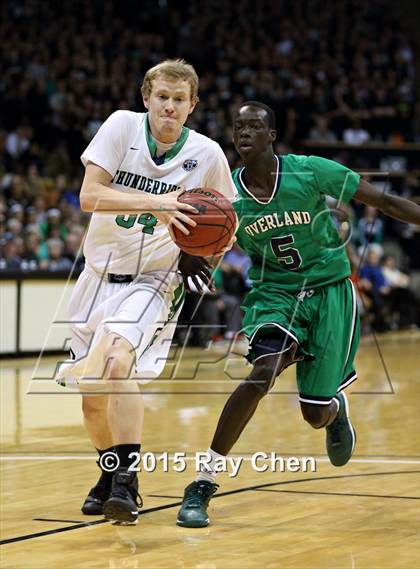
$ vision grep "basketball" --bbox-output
[173,188,237,256]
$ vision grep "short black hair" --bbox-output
[239,100,276,129]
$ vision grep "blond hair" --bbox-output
[141,59,199,102]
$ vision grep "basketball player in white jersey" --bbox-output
[56,59,237,524]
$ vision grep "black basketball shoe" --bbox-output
[176,480,219,527]
[81,463,112,515]
[326,392,356,466]
[103,469,142,525]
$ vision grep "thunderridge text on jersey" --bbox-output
[111,169,182,194]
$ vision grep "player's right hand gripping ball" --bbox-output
[173,188,237,256]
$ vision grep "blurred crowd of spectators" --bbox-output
[0,172,86,272]
[1,0,419,334]
[1,0,418,178]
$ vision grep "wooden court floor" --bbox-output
[1,331,419,568]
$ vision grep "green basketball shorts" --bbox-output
[241,278,360,404]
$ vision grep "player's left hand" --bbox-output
[178,252,215,293]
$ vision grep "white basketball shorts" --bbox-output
[56,265,184,389]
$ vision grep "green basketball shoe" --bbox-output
[176,480,219,528]
[326,392,356,466]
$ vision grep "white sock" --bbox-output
[196,448,225,483]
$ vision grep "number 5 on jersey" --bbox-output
[270,234,302,271]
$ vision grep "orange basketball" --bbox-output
[173,188,237,257]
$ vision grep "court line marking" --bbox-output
[255,488,420,500]
[1,455,419,465]
[1,470,418,545]
[33,518,85,524]
[148,495,182,499]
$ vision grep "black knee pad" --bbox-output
[247,330,299,365]
[245,329,303,397]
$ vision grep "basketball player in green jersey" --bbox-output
[177,101,420,528]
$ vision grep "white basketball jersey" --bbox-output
[81,110,237,275]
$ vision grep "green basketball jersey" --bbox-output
[232,154,360,291]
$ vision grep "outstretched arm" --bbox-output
[353,178,420,225]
